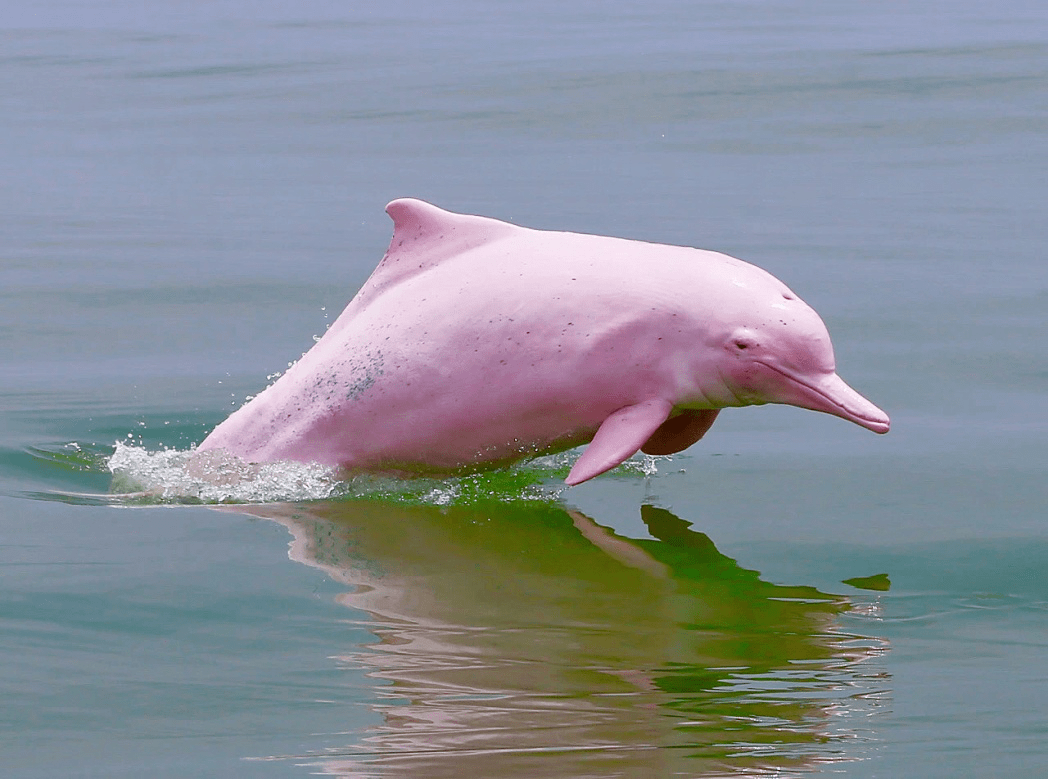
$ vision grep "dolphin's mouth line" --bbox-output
[753,360,886,426]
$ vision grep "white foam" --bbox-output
[107,442,340,504]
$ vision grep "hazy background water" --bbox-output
[2,1,1047,776]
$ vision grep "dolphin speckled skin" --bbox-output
[197,199,889,485]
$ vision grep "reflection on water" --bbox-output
[241,501,890,777]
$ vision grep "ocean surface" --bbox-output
[3,1,1047,776]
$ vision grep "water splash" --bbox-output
[107,442,342,504]
[102,443,675,507]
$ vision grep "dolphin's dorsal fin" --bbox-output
[348,199,518,313]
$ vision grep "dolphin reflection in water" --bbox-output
[238,500,890,777]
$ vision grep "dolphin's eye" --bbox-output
[731,330,759,353]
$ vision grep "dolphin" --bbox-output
[196,199,889,485]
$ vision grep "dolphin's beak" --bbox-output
[760,365,891,434]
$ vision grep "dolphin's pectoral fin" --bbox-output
[640,409,720,456]
[565,399,673,486]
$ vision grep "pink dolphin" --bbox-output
[197,199,889,485]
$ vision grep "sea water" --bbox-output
[2,1,1046,776]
